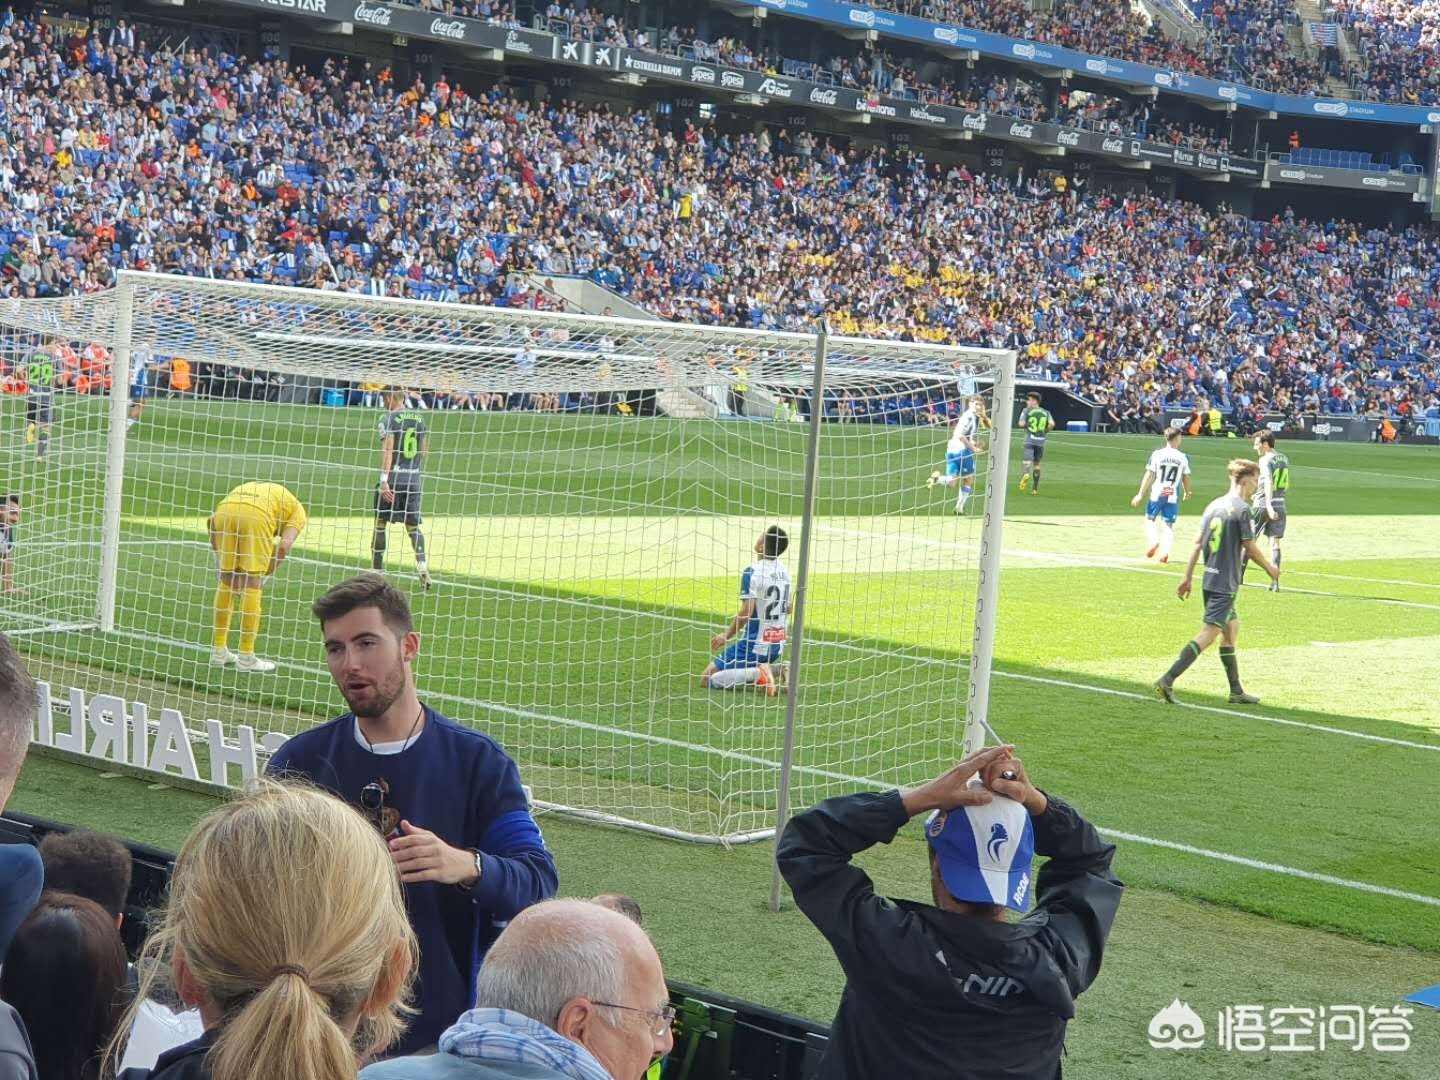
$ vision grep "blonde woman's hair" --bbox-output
[106,779,416,1080]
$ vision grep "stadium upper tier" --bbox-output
[540,0,1341,104]
[0,14,1434,421]
[1330,0,1440,105]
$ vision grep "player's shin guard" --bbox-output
[212,585,236,650]
[406,525,427,563]
[1032,468,1041,492]
[36,429,48,460]
[707,668,756,689]
[371,525,387,570]
[238,588,263,656]
[1163,640,1203,683]
[1218,646,1243,694]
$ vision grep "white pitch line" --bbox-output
[1278,568,1440,590]
[818,523,1440,611]
[1059,431,1440,485]
[996,670,1440,753]
[1098,829,1440,908]
[95,628,1440,911]
[75,541,1440,754]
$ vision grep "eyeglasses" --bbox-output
[592,1001,677,1037]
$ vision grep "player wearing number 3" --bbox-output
[1131,427,1193,562]
[701,526,791,696]
[1155,459,1279,706]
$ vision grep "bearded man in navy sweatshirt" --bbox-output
[267,574,558,1055]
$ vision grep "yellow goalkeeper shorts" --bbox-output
[211,502,272,575]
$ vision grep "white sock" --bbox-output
[938,476,956,487]
[126,417,137,428]
[708,668,757,690]
[1143,517,1159,550]
[1158,524,1175,559]
[957,487,971,512]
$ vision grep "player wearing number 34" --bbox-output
[701,526,792,697]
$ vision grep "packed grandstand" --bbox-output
[0,3,1438,426]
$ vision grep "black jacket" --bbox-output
[118,1033,213,1080]
[777,790,1122,1080]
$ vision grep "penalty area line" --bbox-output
[1099,829,1440,909]
[102,631,1440,909]
[100,543,1440,755]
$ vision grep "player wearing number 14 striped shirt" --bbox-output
[1130,427,1193,562]
[701,526,791,697]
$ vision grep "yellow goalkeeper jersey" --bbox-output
[219,482,308,538]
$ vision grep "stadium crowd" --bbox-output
[1329,0,1440,105]
[418,0,1440,105]
[539,0,1334,98]
[0,14,1436,422]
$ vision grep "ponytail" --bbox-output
[209,969,357,1080]
[104,780,415,1079]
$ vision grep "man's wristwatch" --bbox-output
[459,849,483,891]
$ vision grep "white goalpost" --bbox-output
[0,270,1015,844]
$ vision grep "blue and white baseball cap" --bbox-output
[925,781,1036,912]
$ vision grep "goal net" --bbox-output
[0,272,1015,843]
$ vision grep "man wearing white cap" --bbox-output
[777,745,1122,1080]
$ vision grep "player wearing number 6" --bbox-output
[1130,427,1192,562]
[1154,460,1279,706]
[373,389,431,589]
[701,526,791,697]
[208,481,308,672]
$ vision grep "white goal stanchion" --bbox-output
[0,271,1015,844]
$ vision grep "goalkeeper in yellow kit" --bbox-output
[207,482,308,672]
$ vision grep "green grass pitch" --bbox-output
[4,396,1439,1078]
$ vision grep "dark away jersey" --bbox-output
[25,351,55,403]
[1020,406,1053,446]
[1254,451,1291,508]
[1197,493,1254,594]
[380,410,426,483]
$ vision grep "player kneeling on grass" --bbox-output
[208,481,308,673]
[1131,426,1192,562]
[1155,459,1279,706]
[701,526,791,697]
[777,744,1122,1080]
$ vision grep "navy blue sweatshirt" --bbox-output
[266,707,559,1054]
